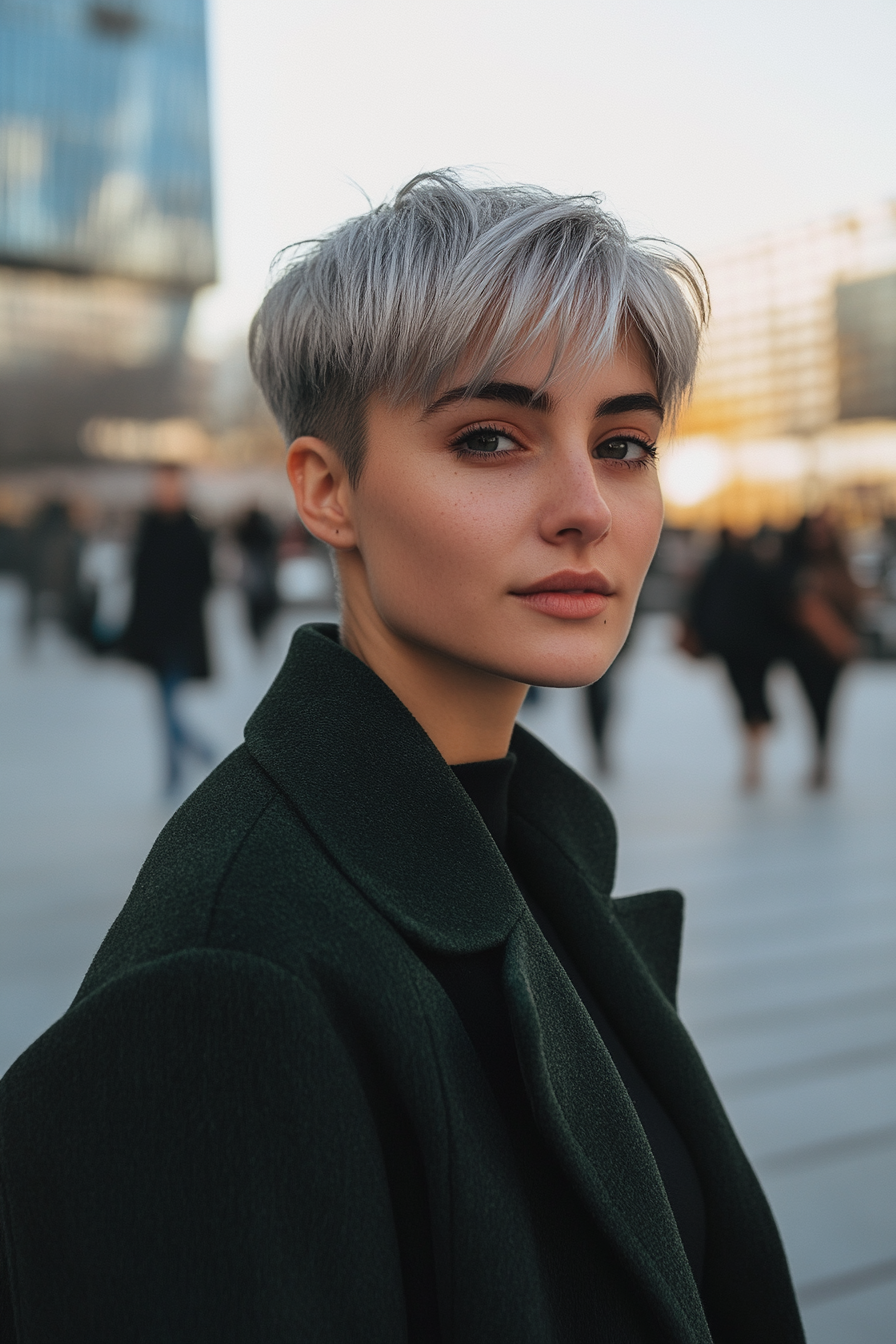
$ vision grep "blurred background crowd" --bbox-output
[0,0,894,1341]
[3,477,895,796]
[0,466,333,789]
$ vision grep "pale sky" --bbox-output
[188,0,896,356]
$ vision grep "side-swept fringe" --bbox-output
[250,170,708,483]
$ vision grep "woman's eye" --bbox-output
[592,436,655,463]
[454,429,517,456]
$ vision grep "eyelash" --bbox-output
[449,423,658,467]
[449,423,522,459]
[596,435,658,470]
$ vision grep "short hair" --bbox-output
[249,169,709,485]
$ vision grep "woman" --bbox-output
[0,173,804,1343]
[687,530,785,790]
[782,512,862,789]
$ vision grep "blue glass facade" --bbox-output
[0,0,215,287]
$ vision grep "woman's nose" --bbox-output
[538,447,612,546]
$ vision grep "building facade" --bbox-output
[664,203,896,527]
[0,0,214,285]
[0,0,215,465]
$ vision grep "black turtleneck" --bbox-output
[445,755,706,1290]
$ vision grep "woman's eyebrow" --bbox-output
[595,393,664,421]
[422,382,554,416]
[422,384,664,421]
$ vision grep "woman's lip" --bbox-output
[514,590,610,619]
[512,570,613,596]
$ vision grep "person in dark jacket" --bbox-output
[234,505,281,642]
[122,464,214,792]
[688,529,787,790]
[584,622,637,774]
[0,172,805,1343]
[779,513,862,789]
[20,499,85,647]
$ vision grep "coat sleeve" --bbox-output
[0,948,408,1344]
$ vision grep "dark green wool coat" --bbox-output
[0,625,804,1344]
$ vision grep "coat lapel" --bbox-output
[503,914,711,1344]
[508,724,797,1342]
[501,728,710,1341]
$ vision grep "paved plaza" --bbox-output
[1,575,894,1342]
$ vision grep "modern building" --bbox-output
[0,0,215,465]
[663,202,896,528]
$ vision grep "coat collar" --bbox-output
[244,624,526,952]
[244,624,623,953]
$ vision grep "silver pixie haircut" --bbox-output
[250,170,708,484]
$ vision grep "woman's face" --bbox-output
[337,334,665,689]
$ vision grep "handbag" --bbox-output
[795,591,860,662]
[676,618,706,659]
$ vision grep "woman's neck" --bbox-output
[339,584,527,765]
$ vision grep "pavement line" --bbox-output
[686,891,896,935]
[684,936,896,984]
[797,1256,896,1309]
[716,1039,896,1096]
[754,1121,896,1174]
[685,981,896,1039]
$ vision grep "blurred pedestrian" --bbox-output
[686,529,784,790]
[781,512,862,789]
[234,506,280,644]
[122,465,214,793]
[585,624,635,773]
[79,520,132,652]
[0,514,21,577]
[20,500,84,649]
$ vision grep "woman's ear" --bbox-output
[286,438,358,549]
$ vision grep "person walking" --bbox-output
[781,512,862,789]
[584,623,635,773]
[20,500,84,650]
[122,464,214,793]
[234,506,281,644]
[687,529,784,790]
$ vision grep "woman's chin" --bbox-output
[521,670,613,691]
[485,653,618,691]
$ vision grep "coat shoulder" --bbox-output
[611,889,684,1007]
[76,745,335,1001]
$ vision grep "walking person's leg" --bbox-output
[585,675,613,773]
[788,640,842,788]
[722,653,773,791]
[157,668,185,794]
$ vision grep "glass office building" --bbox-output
[0,0,215,465]
[0,0,214,287]
[682,202,896,440]
[662,203,896,527]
